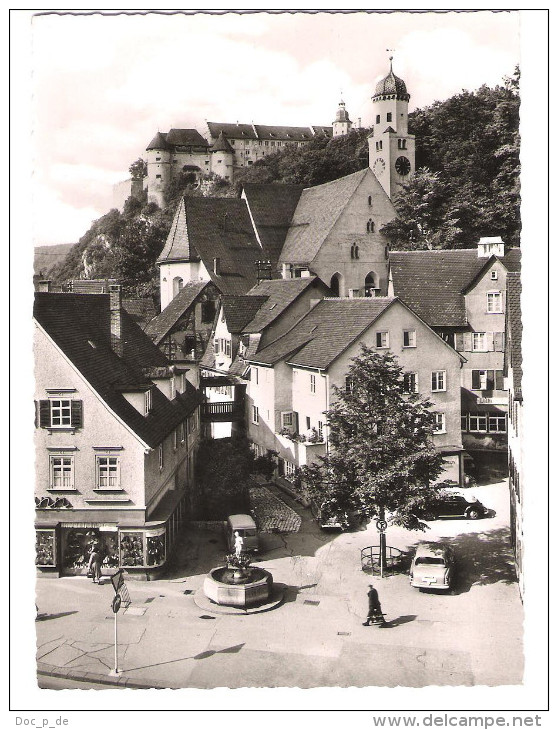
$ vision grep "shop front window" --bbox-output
[36,530,56,566]
[147,531,166,567]
[120,532,144,566]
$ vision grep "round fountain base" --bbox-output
[194,583,285,615]
[203,566,273,608]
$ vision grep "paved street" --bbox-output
[36,479,523,690]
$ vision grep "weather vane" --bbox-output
[386,48,395,68]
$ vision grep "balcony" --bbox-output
[201,401,244,422]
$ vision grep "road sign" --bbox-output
[111,594,122,614]
[376,519,387,532]
[111,569,124,594]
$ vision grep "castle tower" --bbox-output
[146,132,172,207]
[368,58,415,200]
[209,131,234,181]
[332,99,352,137]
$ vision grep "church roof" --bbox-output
[389,248,521,327]
[210,131,234,153]
[373,62,410,101]
[34,292,201,447]
[280,168,382,265]
[241,183,304,266]
[157,197,266,296]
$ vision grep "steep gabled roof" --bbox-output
[34,293,201,448]
[123,298,157,329]
[504,272,522,399]
[241,183,304,265]
[222,295,269,334]
[279,168,371,265]
[157,197,266,295]
[389,248,521,328]
[144,280,212,344]
[243,276,327,334]
[251,297,395,369]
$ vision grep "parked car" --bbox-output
[225,514,259,552]
[310,501,350,530]
[409,543,455,591]
[423,491,489,520]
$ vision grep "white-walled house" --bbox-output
[34,286,201,578]
[244,297,466,489]
[389,239,521,471]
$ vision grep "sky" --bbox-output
[30,9,521,247]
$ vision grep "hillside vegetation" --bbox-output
[47,71,520,298]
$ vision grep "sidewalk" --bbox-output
[35,480,524,689]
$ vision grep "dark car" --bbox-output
[424,491,489,520]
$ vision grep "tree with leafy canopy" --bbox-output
[129,158,147,180]
[302,346,446,562]
[195,436,255,519]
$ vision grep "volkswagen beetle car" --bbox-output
[424,490,489,520]
[409,543,455,591]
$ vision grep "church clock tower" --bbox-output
[368,58,415,200]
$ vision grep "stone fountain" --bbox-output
[203,551,273,608]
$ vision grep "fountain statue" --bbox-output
[203,544,274,608]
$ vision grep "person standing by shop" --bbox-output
[88,542,103,584]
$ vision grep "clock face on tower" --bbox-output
[373,158,386,176]
[395,156,411,176]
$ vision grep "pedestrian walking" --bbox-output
[363,583,383,626]
[88,543,103,584]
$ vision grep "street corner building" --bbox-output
[33,284,203,579]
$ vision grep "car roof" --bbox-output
[228,514,257,529]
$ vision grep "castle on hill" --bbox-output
[112,60,416,210]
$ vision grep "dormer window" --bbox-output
[144,389,152,415]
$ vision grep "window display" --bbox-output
[120,532,144,566]
[35,529,56,566]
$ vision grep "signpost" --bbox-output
[376,519,387,579]
[109,570,125,677]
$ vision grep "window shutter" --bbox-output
[71,400,83,428]
[471,371,480,390]
[39,400,50,428]
[487,332,495,351]
[463,332,472,352]
[487,370,495,390]
[494,332,505,352]
[454,333,464,351]
[496,370,504,390]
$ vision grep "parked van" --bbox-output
[225,514,259,553]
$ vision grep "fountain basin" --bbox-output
[203,566,273,607]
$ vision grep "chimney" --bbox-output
[109,284,123,357]
[358,117,362,128]
[213,257,221,275]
